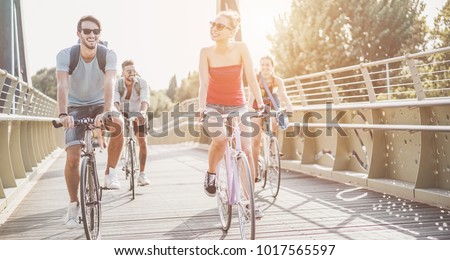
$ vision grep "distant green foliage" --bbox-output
[433,0,450,48]
[174,71,199,103]
[31,67,57,100]
[269,0,427,78]
[421,0,450,98]
[149,90,174,118]
[166,74,177,102]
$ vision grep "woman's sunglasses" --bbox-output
[210,21,233,31]
[80,28,101,35]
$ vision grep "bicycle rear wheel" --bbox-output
[267,137,281,197]
[216,155,232,231]
[80,156,102,240]
[235,152,255,240]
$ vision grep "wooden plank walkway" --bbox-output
[0,143,449,240]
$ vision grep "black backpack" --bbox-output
[68,42,107,75]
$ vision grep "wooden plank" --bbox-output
[0,144,449,240]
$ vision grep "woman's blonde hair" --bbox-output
[217,10,240,29]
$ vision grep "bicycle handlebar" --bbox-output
[52,117,108,129]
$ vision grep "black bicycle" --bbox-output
[256,109,291,198]
[53,117,105,240]
[122,116,139,199]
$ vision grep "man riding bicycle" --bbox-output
[114,60,150,186]
[56,15,124,229]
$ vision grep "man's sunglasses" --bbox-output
[80,28,101,35]
[210,21,233,31]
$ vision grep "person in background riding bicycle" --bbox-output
[198,10,265,198]
[248,55,294,181]
[56,15,124,229]
[114,59,150,186]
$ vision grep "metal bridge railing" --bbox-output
[284,46,450,106]
[0,68,61,213]
[151,46,450,209]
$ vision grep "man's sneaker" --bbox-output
[204,172,216,197]
[65,201,79,229]
[138,173,150,186]
[105,167,121,189]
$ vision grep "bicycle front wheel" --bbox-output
[128,141,137,199]
[236,152,255,240]
[80,156,102,240]
[267,137,281,197]
[216,155,232,231]
[261,134,269,189]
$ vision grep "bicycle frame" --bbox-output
[223,118,243,205]
[82,124,95,158]
[124,117,138,162]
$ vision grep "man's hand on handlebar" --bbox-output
[94,112,113,128]
[59,114,74,128]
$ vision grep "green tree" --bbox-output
[150,90,174,118]
[433,0,450,48]
[423,0,450,97]
[31,67,57,100]
[166,74,177,102]
[269,0,427,78]
[174,71,199,103]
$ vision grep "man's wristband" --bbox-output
[58,113,68,118]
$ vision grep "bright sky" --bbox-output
[21,0,446,90]
[21,0,292,90]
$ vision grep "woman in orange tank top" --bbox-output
[198,10,265,207]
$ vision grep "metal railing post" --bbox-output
[406,54,425,100]
[360,64,376,103]
[294,77,308,106]
[325,71,340,105]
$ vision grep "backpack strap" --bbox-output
[68,45,80,75]
[68,44,107,75]
[96,44,107,73]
